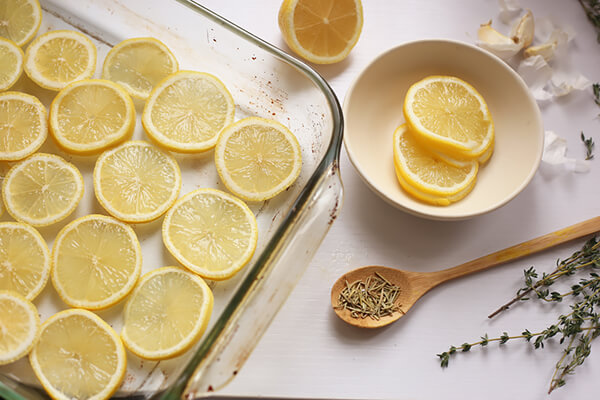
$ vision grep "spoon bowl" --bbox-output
[331,216,600,328]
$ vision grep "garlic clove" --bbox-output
[510,9,534,47]
[524,29,569,62]
[524,41,556,61]
[478,21,515,44]
[477,21,523,60]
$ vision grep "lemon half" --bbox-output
[278,0,363,64]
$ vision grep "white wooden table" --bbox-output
[198,1,600,399]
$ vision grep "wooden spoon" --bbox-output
[331,216,600,328]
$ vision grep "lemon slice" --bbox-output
[215,117,302,201]
[142,71,235,153]
[394,163,476,206]
[0,290,40,365]
[49,79,136,155]
[0,0,42,47]
[403,75,494,159]
[102,37,179,100]
[51,214,142,310]
[393,124,478,200]
[121,266,213,360]
[0,162,9,217]
[0,91,47,161]
[93,141,181,223]
[0,38,24,91]
[30,308,126,400]
[24,30,97,91]
[0,222,50,300]
[278,0,363,64]
[3,153,84,226]
[162,188,258,280]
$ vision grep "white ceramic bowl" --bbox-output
[343,39,544,220]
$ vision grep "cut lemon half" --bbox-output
[121,266,213,360]
[3,153,84,226]
[278,0,363,64]
[30,308,126,400]
[0,38,24,91]
[215,117,302,202]
[0,290,40,365]
[0,0,42,47]
[0,91,47,161]
[393,124,478,199]
[0,222,50,300]
[142,71,235,153]
[51,214,142,310]
[162,188,258,280]
[24,30,97,91]
[403,75,494,160]
[49,79,136,155]
[102,37,179,100]
[94,141,181,223]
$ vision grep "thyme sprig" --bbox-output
[581,133,594,160]
[437,237,600,394]
[593,83,600,106]
[579,0,600,42]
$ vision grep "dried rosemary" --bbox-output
[335,272,402,320]
[437,237,600,394]
[580,132,594,160]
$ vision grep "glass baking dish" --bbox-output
[0,0,343,398]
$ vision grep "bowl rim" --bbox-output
[342,38,544,221]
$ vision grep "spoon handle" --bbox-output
[431,216,600,285]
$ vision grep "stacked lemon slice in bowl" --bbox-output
[394,75,494,206]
